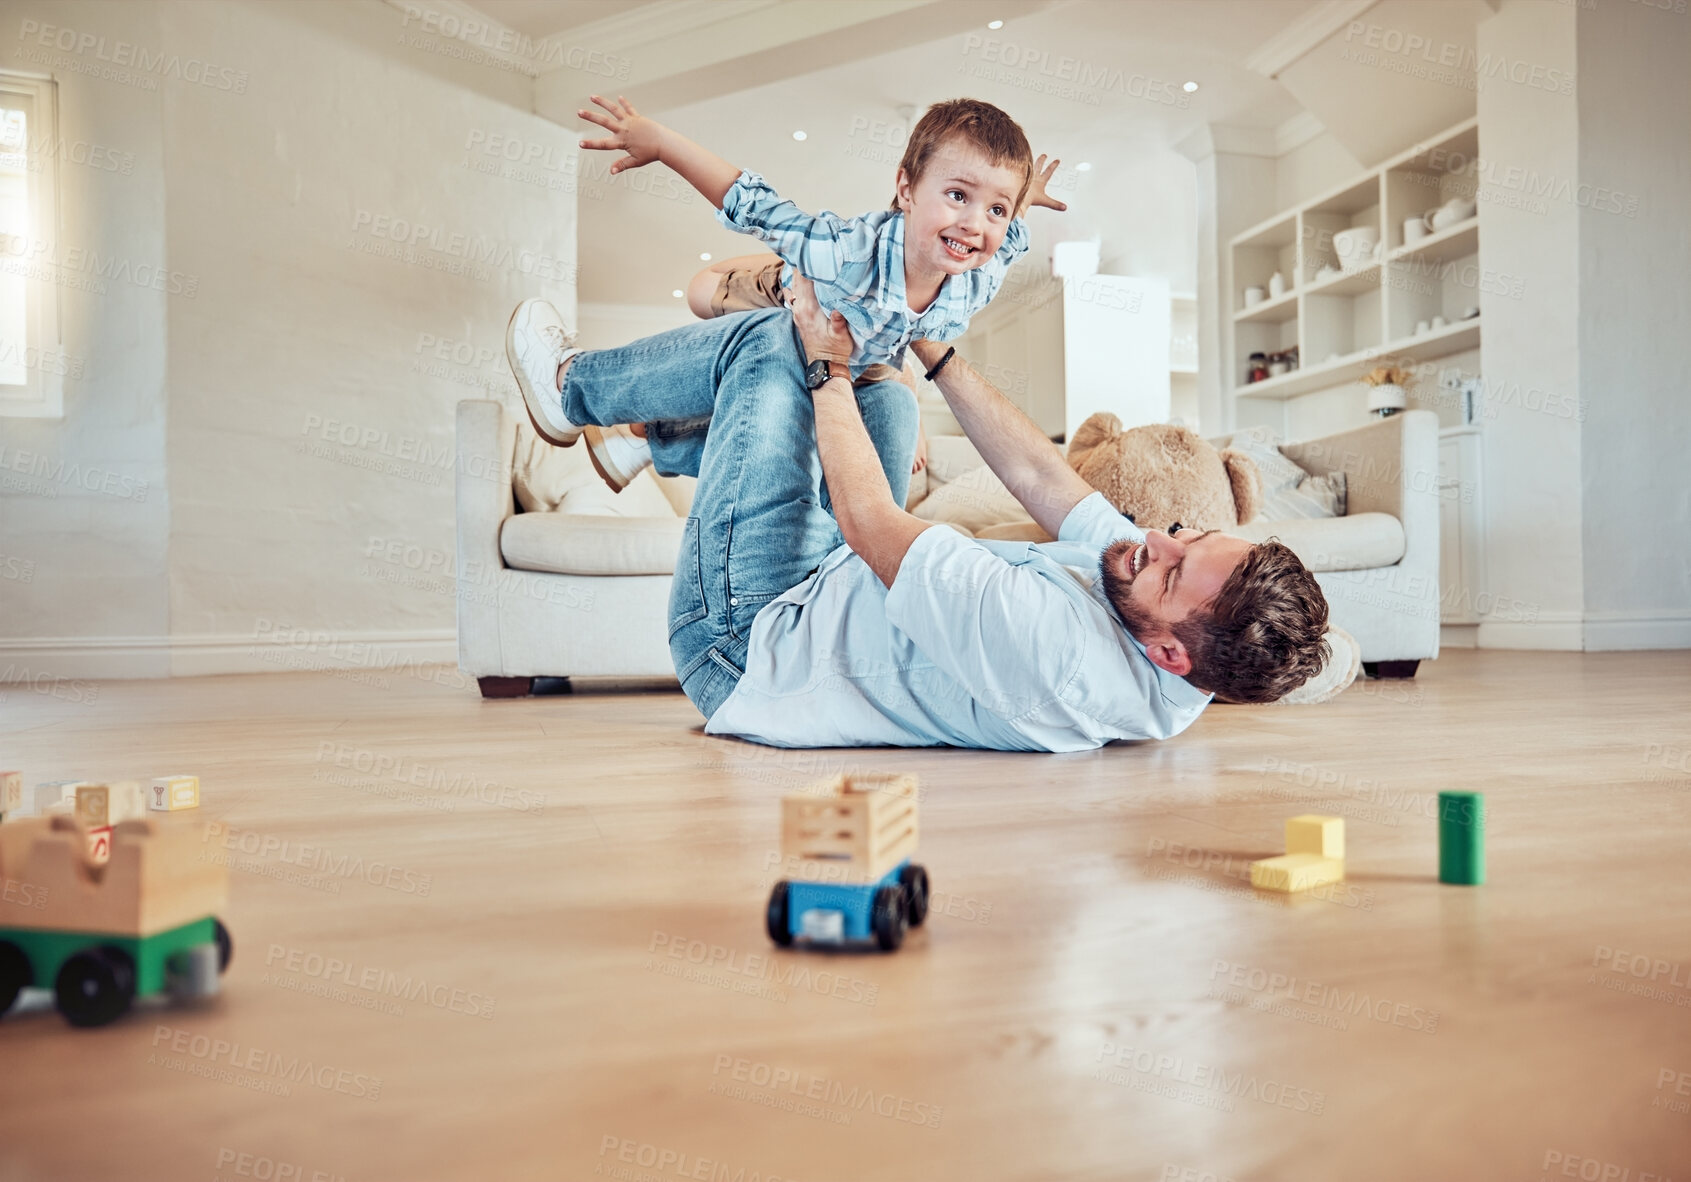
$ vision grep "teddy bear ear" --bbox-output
[1220,447,1262,525]
[1066,412,1121,472]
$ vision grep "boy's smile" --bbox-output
[896,141,1025,310]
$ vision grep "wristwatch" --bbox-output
[805,358,848,390]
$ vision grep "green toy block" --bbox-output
[1438,791,1485,885]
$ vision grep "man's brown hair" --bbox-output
[1173,541,1331,704]
[891,99,1034,212]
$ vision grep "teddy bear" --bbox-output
[1065,413,1261,532]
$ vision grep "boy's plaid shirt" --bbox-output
[718,170,1029,377]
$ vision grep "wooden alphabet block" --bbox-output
[149,775,201,812]
[1285,815,1345,860]
[86,824,114,864]
[1250,853,1344,893]
[74,784,111,828]
[0,771,21,816]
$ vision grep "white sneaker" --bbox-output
[584,423,653,493]
[505,298,584,447]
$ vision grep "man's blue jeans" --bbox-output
[559,309,918,719]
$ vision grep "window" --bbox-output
[0,71,62,418]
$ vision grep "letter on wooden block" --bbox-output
[0,771,21,816]
[149,775,201,812]
[1250,853,1344,893]
[86,825,114,864]
[1285,815,1345,860]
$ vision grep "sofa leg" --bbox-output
[477,676,534,699]
[1363,660,1420,680]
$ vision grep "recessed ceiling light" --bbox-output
[987,19,1003,29]
[1183,80,1199,93]
[792,130,807,141]
[1075,162,1092,172]
[671,289,683,298]
[699,252,712,261]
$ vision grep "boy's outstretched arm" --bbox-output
[576,94,740,208]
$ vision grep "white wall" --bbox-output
[0,0,577,678]
[1473,0,1584,649]
[1,0,171,677]
[1575,0,1691,649]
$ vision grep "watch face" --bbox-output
[806,360,828,389]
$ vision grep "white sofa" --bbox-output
[455,399,1439,696]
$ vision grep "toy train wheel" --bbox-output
[0,941,31,1015]
[55,946,136,1028]
[899,864,930,927]
[872,885,907,951]
[766,881,794,947]
[214,918,234,973]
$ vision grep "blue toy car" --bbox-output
[766,859,929,951]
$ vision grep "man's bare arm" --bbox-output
[908,339,1095,539]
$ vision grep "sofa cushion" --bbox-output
[501,513,684,576]
[511,421,678,518]
[910,463,1031,534]
[1224,426,1348,522]
[1223,511,1405,572]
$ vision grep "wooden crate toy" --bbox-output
[780,773,919,886]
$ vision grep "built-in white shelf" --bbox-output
[1229,115,1482,402]
[1236,317,1481,401]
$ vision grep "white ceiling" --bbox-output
[466,0,1327,304]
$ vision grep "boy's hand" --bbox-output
[1019,154,1069,216]
[577,94,664,175]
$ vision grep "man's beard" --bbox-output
[1099,539,1157,642]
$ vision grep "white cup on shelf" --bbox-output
[1431,314,1447,330]
[1415,319,1431,336]
[1244,286,1266,307]
[1403,217,1430,245]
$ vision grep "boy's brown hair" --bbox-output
[891,98,1034,213]
[1173,540,1331,704]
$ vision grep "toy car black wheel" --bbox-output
[0,941,31,1016]
[899,864,930,927]
[55,946,136,1028]
[214,918,234,973]
[872,884,907,951]
[766,881,794,947]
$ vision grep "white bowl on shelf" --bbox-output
[1333,227,1380,273]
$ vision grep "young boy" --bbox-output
[512,93,1065,491]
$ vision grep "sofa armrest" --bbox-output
[1280,410,1436,523]
[456,400,517,675]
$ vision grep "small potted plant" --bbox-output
[1361,364,1413,417]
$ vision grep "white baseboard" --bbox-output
[1475,612,1585,651]
[0,631,458,681]
[1440,623,1479,649]
[1582,611,1691,652]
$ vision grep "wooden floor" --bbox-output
[2,649,1690,1181]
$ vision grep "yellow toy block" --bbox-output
[1250,853,1344,893]
[149,775,200,812]
[1285,815,1344,860]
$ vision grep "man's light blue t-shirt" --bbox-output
[704,492,1214,752]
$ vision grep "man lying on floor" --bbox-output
[504,275,1329,751]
